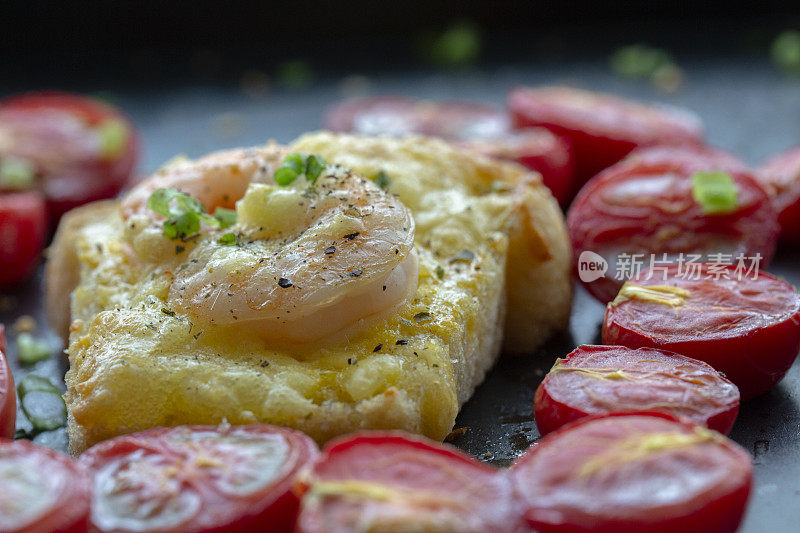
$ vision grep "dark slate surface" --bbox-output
[2,57,800,531]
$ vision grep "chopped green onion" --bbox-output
[147,188,225,240]
[275,167,300,186]
[691,171,739,214]
[96,119,129,159]
[218,232,238,246]
[771,30,800,75]
[372,170,390,190]
[17,375,67,432]
[435,265,445,279]
[609,44,673,79]
[275,153,328,186]
[0,156,36,190]
[16,333,51,364]
[305,154,327,183]
[427,21,481,67]
[213,207,237,228]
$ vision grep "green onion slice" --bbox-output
[16,333,51,364]
[691,171,739,214]
[17,375,67,432]
[0,156,36,190]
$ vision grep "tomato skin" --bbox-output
[295,431,525,533]
[0,439,92,533]
[323,96,575,205]
[0,91,139,224]
[567,146,779,303]
[0,191,47,287]
[0,326,15,439]
[511,412,752,533]
[507,86,704,191]
[603,264,800,399]
[80,424,319,533]
[534,345,740,436]
[757,145,800,243]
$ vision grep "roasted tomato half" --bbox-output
[511,412,752,533]
[534,344,740,436]
[80,424,319,533]
[0,91,139,224]
[295,431,523,533]
[0,439,91,532]
[603,263,800,399]
[567,145,778,303]
[508,85,704,189]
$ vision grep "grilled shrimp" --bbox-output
[130,149,419,343]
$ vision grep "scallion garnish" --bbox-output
[372,170,390,189]
[17,375,67,432]
[96,119,129,159]
[16,333,51,364]
[218,232,238,246]
[275,153,327,186]
[691,171,739,214]
[0,156,35,190]
[147,188,236,240]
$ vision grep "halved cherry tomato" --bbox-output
[507,86,704,190]
[534,344,740,436]
[323,96,575,204]
[295,431,523,533]
[79,424,319,533]
[511,412,752,533]
[603,263,800,399]
[0,439,91,532]
[0,325,15,439]
[0,91,139,224]
[0,191,47,287]
[757,145,800,243]
[567,146,778,303]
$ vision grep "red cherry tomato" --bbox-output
[603,263,800,399]
[79,424,319,533]
[567,146,778,303]
[511,412,752,533]
[0,91,139,223]
[323,96,575,204]
[0,326,15,439]
[757,145,800,243]
[295,431,522,533]
[0,439,92,532]
[534,345,740,436]
[0,191,47,287]
[507,86,704,190]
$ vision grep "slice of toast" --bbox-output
[48,133,571,454]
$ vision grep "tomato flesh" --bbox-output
[323,96,574,204]
[512,412,752,533]
[603,263,800,399]
[80,424,319,533]
[0,191,47,287]
[567,146,779,303]
[0,439,91,533]
[0,91,139,224]
[0,326,15,439]
[295,431,523,533]
[534,345,739,436]
[508,86,704,191]
[757,145,800,243]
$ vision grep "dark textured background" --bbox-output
[2,3,800,530]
